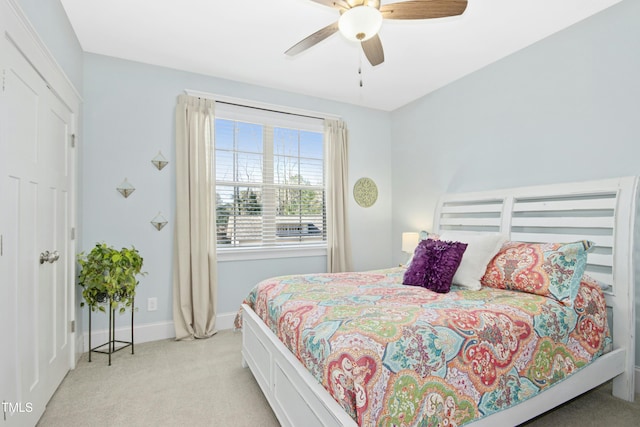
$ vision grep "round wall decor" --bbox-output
[353,177,378,208]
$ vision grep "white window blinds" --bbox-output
[214,102,326,249]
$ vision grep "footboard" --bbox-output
[241,303,358,427]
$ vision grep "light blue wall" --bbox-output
[14,0,83,90]
[82,53,393,331]
[390,0,640,364]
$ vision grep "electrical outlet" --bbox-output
[147,297,158,312]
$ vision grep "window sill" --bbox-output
[216,245,327,262]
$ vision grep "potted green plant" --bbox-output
[77,243,145,313]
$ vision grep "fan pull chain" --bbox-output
[359,67,363,87]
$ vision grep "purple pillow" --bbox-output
[403,239,468,293]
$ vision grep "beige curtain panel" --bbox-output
[173,95,218,340]
[325,119,352,273]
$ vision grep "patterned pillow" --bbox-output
[480,240,594,306]
[403,239,468,293]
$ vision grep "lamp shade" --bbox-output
[402,232,420,254]
[338,6,383,42]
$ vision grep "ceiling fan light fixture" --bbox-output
[338,6,382,42]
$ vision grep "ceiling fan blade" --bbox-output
[285,22,340,56]
[309,0,351,11]
[380,0,467,20]
[361,34,384,66]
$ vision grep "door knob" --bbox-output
[49,250,60,263]
[39,250,60,264]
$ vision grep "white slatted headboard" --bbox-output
[433,176,638,401]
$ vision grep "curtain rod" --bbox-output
[214,100,324,121]
[184,89,341,121]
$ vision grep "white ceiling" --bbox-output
[60,0,621,111]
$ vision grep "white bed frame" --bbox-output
[241,176,637,427]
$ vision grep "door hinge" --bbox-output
[70,320,75,333]
[70,133,76,148]
[0,234,3,256]
[70,227,75,240]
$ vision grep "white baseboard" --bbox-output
[81,312,237,352]
[82,320,176,352]
[215,311,238,331]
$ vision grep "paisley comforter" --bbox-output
[238,267,610,426]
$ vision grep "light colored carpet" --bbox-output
[38,330,640,426]
[38,330,279,427]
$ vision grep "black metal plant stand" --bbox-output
[88,296,134,366]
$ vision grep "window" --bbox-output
[214,103,326,251]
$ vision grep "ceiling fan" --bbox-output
[285,0,468,66]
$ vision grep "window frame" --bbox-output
[212,98,330,261]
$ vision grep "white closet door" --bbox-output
[0,36,72,426]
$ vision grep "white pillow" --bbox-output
[438,232,508,291]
